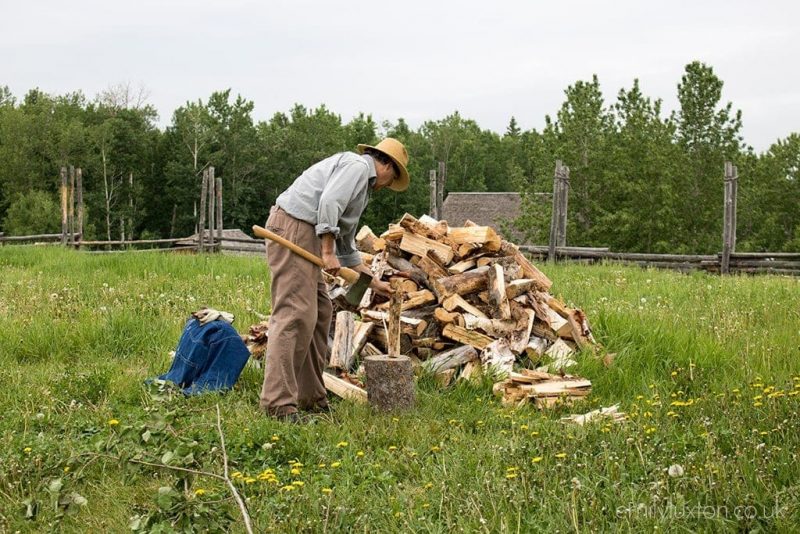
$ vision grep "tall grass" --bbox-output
[0,246,798,532]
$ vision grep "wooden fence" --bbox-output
[2,160,797,275]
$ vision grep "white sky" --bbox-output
[2,0,798,152]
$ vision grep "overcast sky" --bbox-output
[2,0,798,152]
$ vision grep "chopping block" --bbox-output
[364,355,415,412]
[364,279,416,412]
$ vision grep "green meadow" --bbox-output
[0,246,798,532]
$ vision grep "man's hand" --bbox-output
[370,278,392,297]
[321,250,341,275]
[320,234,340,275]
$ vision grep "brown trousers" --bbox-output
[259,206,332,416]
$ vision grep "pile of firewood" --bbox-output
[322,213,598,408]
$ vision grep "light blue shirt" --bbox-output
[276,152,376,267]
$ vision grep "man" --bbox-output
[259,138,410,421]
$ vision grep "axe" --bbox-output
[252,225,373,306]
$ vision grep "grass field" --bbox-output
[0,246,798,532]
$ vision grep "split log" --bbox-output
[532,320,558,341]
[361,310,427,337]
[356,226,386,254]
[448,258,477,274]
[387,279,403,357]
[380,224,405,242]
[323,372,367,403]
[447,225,501,251]
[487,264,511,320]
[399,232,454,265]
[480,339,515,375]
[433,307,462,325]
[507,308,536,354]
[352,320,374,359]
[432,266,490,300]
[417,255,449,283]
[442,324,493,350]
[435,368,457,387]
[500,240,552,291]
[361,342,382,358]
[459,360,482,381]
[329,312,356,370]
[386,254,431,291]
[377,289,435,311]
[399,213,451,243]
[462,314,517,337]
[506,279,537,300]
[422,345,479,374]
[442,294,487,318]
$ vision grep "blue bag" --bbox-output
[155,318,251,395]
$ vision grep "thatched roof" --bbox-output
[176,228,265,255]
[440,192,526,241]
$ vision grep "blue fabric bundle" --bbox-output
[155,318,251,395]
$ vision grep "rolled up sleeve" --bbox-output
[315,161,367,237]
[335,233,362,267]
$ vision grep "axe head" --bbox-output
[345,271,373,306]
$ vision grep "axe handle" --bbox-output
[252,225,360,285]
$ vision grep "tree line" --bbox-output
[0,61,797,253]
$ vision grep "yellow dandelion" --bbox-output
[108,419,120,426]
[555,453,567,459]
[530,431,539,437]
[330,461,341,468]
[336,441,348,448]
[290,468,301,475]
[63,466,70,473]
[430,446,441,453]
[670,371,678,377]
[231,471,243,479]
[424,482,434,489]
[388,446,397,452]
[318,463,326,468]
[356,451,365,457]
[194,489,206,496]
[244,477,256,484]
[280,485,296,492]
[271,435,280,442]
[322,488,333,494]
[23,447,32,454]
[292,480,304,486]
[520,424,529,430]
[422,503,430,509]
[754,402,763,407]
[505,473,517,479]
[394,512,403,518]
[532,456,543,463]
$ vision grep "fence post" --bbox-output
[429,169,438,218]
[208,166,216,250]
[68,166,75,245]
[199,168,208,252]
[216,176,223,247]
[437,161,446,221]
[76,168,84,244]
[549,160,570,262]
[60,167,68,245]
[722,162,738,275]
[557,163,570,249]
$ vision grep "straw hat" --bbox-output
[357,138,410,192]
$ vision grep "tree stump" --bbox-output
[364,355,415,412]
